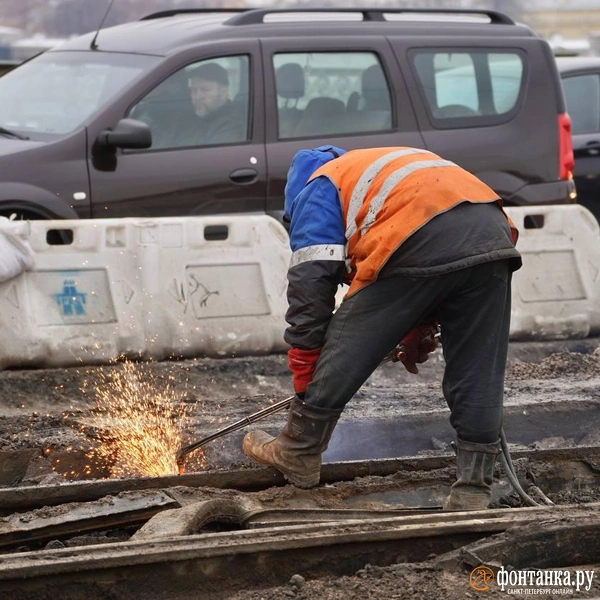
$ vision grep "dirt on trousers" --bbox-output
[0,338,599,598]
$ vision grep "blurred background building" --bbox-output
[0,0,598,62]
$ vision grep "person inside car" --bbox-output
[132,70,198,149]
[186,62,245,145]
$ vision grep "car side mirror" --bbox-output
[96,118,152,150]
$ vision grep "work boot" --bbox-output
[242,396,342,489]
[443,439,500,511]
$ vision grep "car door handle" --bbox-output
[577,140,600,156]
[229,168,258,184]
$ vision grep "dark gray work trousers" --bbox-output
[304,259,512,445]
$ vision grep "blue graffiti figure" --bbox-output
[55,280,87,316]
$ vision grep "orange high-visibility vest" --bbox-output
[308,147,518,297]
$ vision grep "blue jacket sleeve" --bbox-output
[284,177,347,349]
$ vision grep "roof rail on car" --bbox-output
[141,8,251,20]
[225,8,515,26]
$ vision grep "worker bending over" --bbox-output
[243,146,522,511]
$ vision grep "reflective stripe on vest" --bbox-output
[308,147,517,297]
[346,148,434,239]
[359,158,456,236]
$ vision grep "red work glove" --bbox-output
[392,320,439,375]
[288,347,322,395]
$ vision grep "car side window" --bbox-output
[411,50,524,126]
[128,55,250,150]
[562,74,600,134]
[273,52,392,139]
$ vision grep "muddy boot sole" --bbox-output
[242,431,320,489]
[443,488,490,511]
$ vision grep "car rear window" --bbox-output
[410,50,525,127]
[562,74,600,134]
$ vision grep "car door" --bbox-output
[562,70,600,223]
[391,37,563,205]
[87,41,267,218]
[261,37,425,221]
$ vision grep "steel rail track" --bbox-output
[1,445,599,514]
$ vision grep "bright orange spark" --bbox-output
[85,361,205,478]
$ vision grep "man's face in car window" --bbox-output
[189,77,229,117]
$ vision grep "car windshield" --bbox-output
[0,51,159,137]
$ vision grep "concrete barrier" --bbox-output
[0,205,598,369]
[506,204,600,340]
[135,215,290,358]
[0,216,290,368]
[0,219,147,368]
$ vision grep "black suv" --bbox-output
[0,8,576,222]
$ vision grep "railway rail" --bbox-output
[0,444,597,598]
